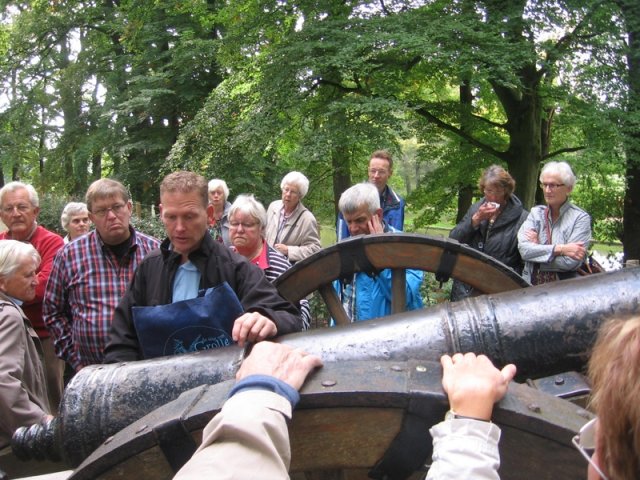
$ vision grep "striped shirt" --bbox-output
[43,227,160,369]
[252,241,311,330]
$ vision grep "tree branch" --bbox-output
[541,0,610,76]
[470,112,507,129]
[543,146,586,160]
[379,0,391,16]
[412,104,508,161]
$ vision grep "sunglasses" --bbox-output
[571,417,608,480]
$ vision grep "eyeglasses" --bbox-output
[92,203,127,218]
[571,417,608,480]
[484,188,505,195]
[282,187,300,196]
[1,204,32,214]
[540,182,565,190]
[229,221,258,230]
[368,168,389,176]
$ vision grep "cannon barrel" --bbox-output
[13,267,640,467]
[282,267,638,376]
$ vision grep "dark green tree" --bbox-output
[176,0,629,229]
[618,0,640,261]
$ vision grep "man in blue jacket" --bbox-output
[334,183,422,322]
[337,150,405,241]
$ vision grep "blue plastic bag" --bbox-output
[132,282,244,359]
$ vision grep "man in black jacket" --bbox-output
[103,172,302,363]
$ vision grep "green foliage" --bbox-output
[0,0,635,255]
[131,214,166,240]
[422,272,452,307]
[307,293,330,329]
[37,194,73,236]
[572,172,625,244]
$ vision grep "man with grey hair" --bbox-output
[44,178,160,371]
[0,181,65,410]
[104,171,303,363]
[335,182,423,322]
[337,150,405,241]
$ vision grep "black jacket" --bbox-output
[103,234,302,363]
[449,194,528,301]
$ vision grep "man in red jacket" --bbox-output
[0,181,64,411]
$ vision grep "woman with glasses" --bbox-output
[229,195,311,330]
[449,165,529,301]
[517,161,591,284]
[265,171,321,264]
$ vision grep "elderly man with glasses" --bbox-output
[44,179,160,372]
[0,181,65,411]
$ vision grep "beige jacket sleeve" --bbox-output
[174,390,292,479]
[426,419,501,480]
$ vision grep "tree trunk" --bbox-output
[332,146,352,221]
[457,78,475,223]
[456,185,473,224]
[620,0,640,262]
[58,38,83,187]
[497,78,543,210]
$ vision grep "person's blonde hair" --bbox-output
[85,179,130,212]
[161,171,208,208]
[588,315,640,479]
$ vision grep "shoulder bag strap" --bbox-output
[544,207,552,245]
[280,208,308,244]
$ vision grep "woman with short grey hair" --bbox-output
[0,240,53,449]
[60,202,90,243]
[517,161,591,284]
[265,171,321,263]
[229,195,311,329]
[208,179,232,246]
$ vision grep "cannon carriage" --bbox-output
[5,234,637,479]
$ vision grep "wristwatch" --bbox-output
[444,410,490,423]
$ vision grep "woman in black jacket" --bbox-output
[449,165,528,301]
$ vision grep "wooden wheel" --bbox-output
[275,233,529,325]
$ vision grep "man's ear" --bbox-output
[375,208,383,220]
[206,203,214,223]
